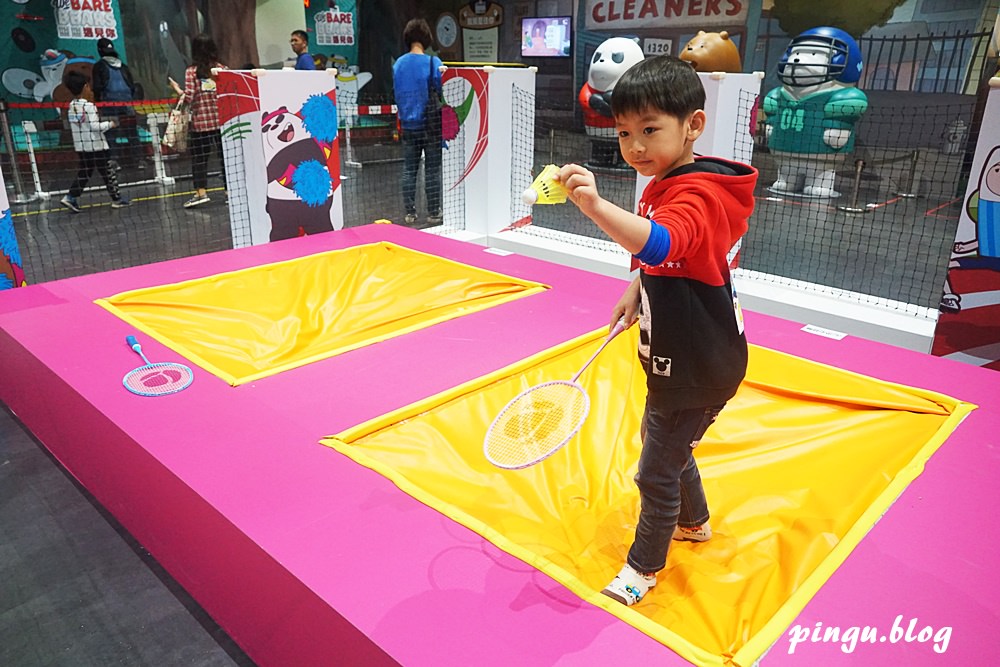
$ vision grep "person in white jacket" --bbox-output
[60,71,130,213]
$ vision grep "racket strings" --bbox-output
[484,381,589,469]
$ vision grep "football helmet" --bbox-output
[777,26,863,86]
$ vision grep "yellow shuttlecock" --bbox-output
[521,164,568,206]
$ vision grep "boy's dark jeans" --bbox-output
[626,400,724,574]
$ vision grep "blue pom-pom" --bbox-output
[0,209,22,267]
[300,94,338,143]
[292,160,332,207]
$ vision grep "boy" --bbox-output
[61,70,130,213]
[559,55,757,606]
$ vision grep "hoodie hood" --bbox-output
[97,37,117,58]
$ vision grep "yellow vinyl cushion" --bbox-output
[322,326,974,666]
[95,242,548,385]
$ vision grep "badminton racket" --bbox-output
[521,164,569,206]
[122,335,194,397]
[484,319,627,469]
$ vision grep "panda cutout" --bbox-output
[762,27,868,198]
[579,37,644,167]
[260,94,339,241]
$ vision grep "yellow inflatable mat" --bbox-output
[95,242,548,385]
[322,326,973,666]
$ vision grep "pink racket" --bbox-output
[484,319,627,469]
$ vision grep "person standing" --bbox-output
[290,30,316,70]
[392,18,443,225]
[91,37,142,170]
[169,34,226,208]
[60,71,130,213]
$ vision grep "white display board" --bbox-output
[440,65,536,238]
[217,69,344,247]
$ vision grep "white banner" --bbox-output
[932,79,1000,368]
[584,0,748,31]
[218,70,343,247]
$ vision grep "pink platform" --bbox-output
[1,224,997,666]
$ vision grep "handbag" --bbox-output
[424,57,444,140]
[162,94,190,152]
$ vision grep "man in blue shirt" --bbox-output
[291,30,316,70]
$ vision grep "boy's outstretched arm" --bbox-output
[559,163,651,255]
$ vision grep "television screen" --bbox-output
[521,16,572,58]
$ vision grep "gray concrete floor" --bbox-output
[0,405,255,667]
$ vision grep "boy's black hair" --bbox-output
[403,18,433,50]
[64,70,89,96]
[291,29,309,44]
[611,55,706,119]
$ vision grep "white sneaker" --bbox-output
[183,194,211,208]
[60,195,81,213]
[601,564,656,606]
[673,522,712,542]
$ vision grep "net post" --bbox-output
[895,149,921,198]
[146,113,176,186]
[0,100,36,203]
[20,121,51,200]
[837,159,868,214]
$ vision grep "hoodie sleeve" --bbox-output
[83,100,115,134]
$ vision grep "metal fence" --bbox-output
[753,29,994,95]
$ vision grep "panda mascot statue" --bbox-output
[578,37,644,168]
[762,26,868,198]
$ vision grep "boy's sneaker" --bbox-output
[111,197,131,209]
[404,213,418,224]
[60,195,81,213]
[183,194,211,208]
[601,564,656,606]
[673,522,712,542]
[427,213,443,225]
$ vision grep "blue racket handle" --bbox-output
[126,335,152,365]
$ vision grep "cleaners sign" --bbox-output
[585,0,747,30]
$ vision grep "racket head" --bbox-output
[123,362,194,396]
[484,380,590,469]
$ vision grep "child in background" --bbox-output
[61,70,130,213]
[558,55,757,606]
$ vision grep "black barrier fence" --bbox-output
[0,81,983,312]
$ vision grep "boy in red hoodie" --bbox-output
[559,55,757,606]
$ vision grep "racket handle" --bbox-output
[571,318,628,383]
[126,335,153,366]
[609,317,627,339]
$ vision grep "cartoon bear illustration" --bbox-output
[261,92,340,241]
[679,31,742,73]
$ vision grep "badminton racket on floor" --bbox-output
[521,164,569,206]
[122,335,194,397]
[484,319,627,469]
